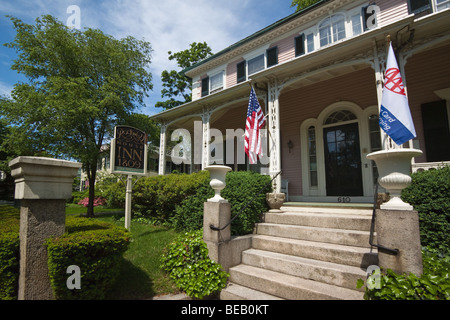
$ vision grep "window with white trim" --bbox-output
[351,13,362,36]
[248,54,265,76]
[210,71,224,93]
[436,0,450,10]
[319,14,346,47]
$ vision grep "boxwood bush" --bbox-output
[45,216,130,300]
[0,206,130,300]
[168,170,272,235]
[402,165,450,252]
[132,171,210,225]
[0,205,20,300]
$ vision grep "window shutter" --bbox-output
[201,77,209,97]
[237,61,246,83]
[295,34,305,57]
[267,47,278,67]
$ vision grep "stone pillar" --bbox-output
[376,209,423,276]
[9,156,81,300]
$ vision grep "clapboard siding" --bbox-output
[377,0,409,27]
[405,44,450,163]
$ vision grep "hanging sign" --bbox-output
[110,126,148,176]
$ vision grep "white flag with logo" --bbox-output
[379,43,416,145]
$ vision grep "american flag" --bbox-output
[245,87,266,164]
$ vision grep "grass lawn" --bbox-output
[65,204,182,299]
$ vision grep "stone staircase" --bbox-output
[220,206,378,300]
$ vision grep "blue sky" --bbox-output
[0,0,295,116]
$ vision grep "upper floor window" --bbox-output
[248,54,265,75]
[408,0,432,14]
[436,0,450,10]
[319,14,346,47]
[210,71,224,93]
[408,0,450,15]
[202,70,224,97]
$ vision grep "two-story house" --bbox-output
[150,0,450,204]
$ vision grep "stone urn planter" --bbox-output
[205,165,232,203]
[266,193,285,213]
[367,148,422,210]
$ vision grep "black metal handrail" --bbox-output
[210,170,282,231]
[369,180,399,255]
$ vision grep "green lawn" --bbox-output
[65,204,182,299]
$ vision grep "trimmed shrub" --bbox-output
[0,205,20,300]
[169,171,272,235]
[222,171,272,235]
[402,165,450,252]
[132,171,210,224]
[160,230,229,299]
[45,216,130,300]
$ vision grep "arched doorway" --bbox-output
[323,110,363,196]
[300,102,381,202]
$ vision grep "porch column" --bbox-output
[268,79,282,193]
[158,123,167,175]
[201,107,212,170]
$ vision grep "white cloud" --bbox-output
[0,80,12,97]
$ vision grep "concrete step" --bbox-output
[220,283,284,300]
[228,264,364,300]
[255,223,373,247]
[242,249,367,291]
[252,234,378,268]
[264,210,373,231]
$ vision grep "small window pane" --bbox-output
[248,54,265,75]
[306,33,314,52]
[210,72,223,92]
[352,14,362,36]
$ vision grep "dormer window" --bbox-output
[319,14,346,47]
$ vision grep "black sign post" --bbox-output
[110,126,148,230]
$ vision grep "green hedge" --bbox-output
[132,171,210,224]
[0,206,130,300]
[402,165,450,253]
[222,171,272,235]
[45,216,130,300]
[0,205,20,300]
[161,170,272,235]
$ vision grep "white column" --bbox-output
[268,79,282,193]
[158,123,167,175]
[201,107,212,170]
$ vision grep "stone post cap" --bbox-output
[9,156,82,200]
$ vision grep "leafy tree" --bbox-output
[291,0,322,11]
[0,15,153,216]
[155,42,212,110]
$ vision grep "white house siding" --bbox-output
[377,0,410,27]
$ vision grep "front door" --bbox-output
[323,122,363,196]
